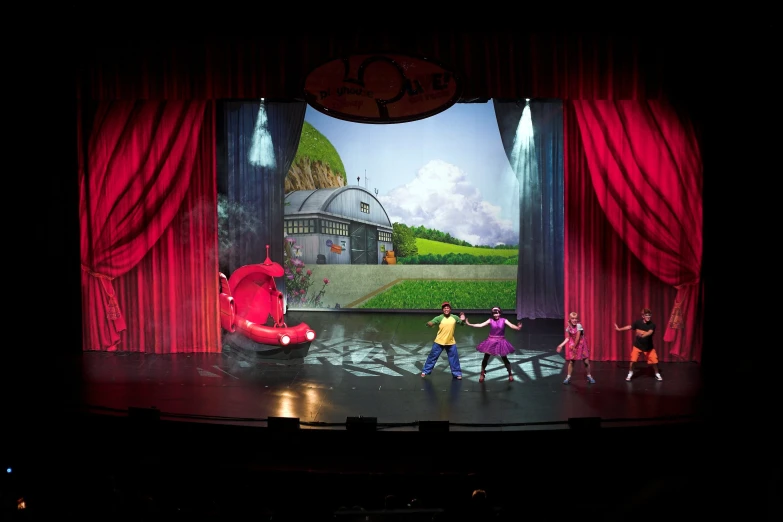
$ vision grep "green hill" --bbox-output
[292,121,347,185]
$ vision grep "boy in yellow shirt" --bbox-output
[421,302,465,380]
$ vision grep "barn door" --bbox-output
[349,224,378,264]
[365,229,377,265]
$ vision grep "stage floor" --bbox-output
[7,312,764,520]
[58,311,706,431]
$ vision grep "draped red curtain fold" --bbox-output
[566,100,703,361]
[79,100,220,353]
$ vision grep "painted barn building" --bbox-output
[284,186,394,265]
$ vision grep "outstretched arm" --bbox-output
[556,337,568,353]
[614,323,631,332]
[504,319,523,331]
[466,318,491,328]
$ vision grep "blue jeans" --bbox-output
[421,343,462,377]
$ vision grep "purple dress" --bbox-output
[475,318,516,356]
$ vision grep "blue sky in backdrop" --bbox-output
[303,102,520,246]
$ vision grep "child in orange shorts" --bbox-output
[614,308,662,381]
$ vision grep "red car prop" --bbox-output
[219,245,316,347]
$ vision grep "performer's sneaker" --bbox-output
[626,372,633,381]
[587,376,595,384]
[655,373,663,381]
[562,377,571,385]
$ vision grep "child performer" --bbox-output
[465,307,522,382]
[557,312,595,384]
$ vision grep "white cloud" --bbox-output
[377,160,517,246]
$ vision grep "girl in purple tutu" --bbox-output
[465,307,522,382]
[556,312,595,384]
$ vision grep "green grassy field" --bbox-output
[357,280,517,309]
[415,238,518,257]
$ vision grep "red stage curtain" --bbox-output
[565,101,703,362]
[79,100,220,353]
[75,32,685,101]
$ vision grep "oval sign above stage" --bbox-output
[303,53,462,124]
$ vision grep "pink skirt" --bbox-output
[564,339,590,360]
[476,335,515,356]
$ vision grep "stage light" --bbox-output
[129,406,161,423]
[346,416,377,432]
[249,102,276,168]
[419,421,449,432]
[279,334,291,346]
[268,416,300,432]
[567,417,601,430]
[6,467,11,473]
[306,330,316,341]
